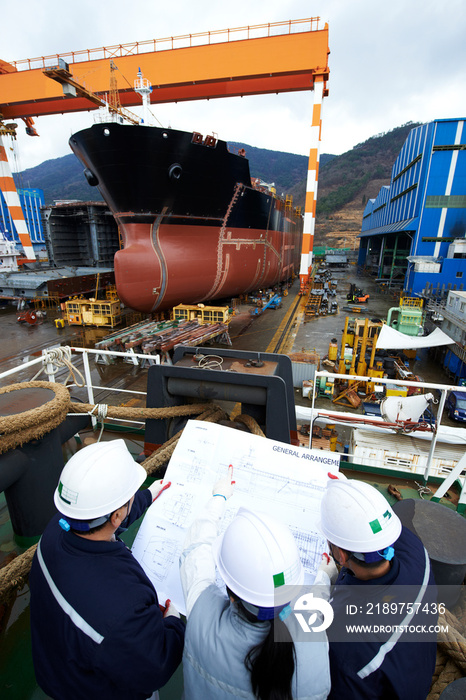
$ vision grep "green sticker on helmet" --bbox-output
[58,481,78,505]
[273,572,285,588]
[369,518,382,533]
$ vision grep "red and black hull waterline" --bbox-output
[69,123,303,313]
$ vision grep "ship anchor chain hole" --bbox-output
[84,169,99,187]
[168,163,183,181]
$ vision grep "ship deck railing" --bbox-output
[304,370,466,512]
[0,346,158,431]
[12,18,323,71]
[1,348,466,509]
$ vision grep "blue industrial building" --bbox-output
[359,118,466,299]
[0,187,46,254]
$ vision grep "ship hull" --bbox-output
[69,123,302,312]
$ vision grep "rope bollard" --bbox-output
[0,382,71,454]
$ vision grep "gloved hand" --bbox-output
[212,465,235,501]
[148,479,171,502]
[163,599,180,619]
[317,552,339,584]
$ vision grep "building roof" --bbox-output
[359,217,418,238]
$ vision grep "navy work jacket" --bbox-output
[327,526,437,700]
[29,489,185,700]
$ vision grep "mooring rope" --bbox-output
[428,652,463,700]
[426,605,466,697]
[70,402,215,421]
[235,413,265,437]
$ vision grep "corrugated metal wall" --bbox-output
[359,118,466,296]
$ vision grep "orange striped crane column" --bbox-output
[0,136,36,260]
[299,75,324,293]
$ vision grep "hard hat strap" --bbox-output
[242,599,289,621]
[351,546,395,564]
[58,500,131,533]
[59,513,111,532]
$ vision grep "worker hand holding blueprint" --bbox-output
[132,420,340,614]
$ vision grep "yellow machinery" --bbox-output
[64,297,122,327]
[172,303,231,325]
[105,285,120,301]
[334,317,385,405]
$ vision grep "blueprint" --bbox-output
[132,420,341,614]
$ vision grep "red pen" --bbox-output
[229,464,236,485]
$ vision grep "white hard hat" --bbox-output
[320,479,402,552]
[213,507,304,608]
[54,439,147,520]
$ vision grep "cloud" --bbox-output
[2,0,466,171]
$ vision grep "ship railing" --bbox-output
[0,346,158,431]
[306,370,466,502]
[2,350,466,503]
[11,18,323,70]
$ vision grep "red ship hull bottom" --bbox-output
[114,222,298,313]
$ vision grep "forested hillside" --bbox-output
[313,122,421,247]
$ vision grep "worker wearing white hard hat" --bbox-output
[180,465,331,700]
[29,440,185,700]
[320,477,438,700]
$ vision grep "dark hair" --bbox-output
[227,588,296,700]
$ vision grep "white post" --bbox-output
[300,76,324,293]
[423,389,447,482]
[0,135,36,260]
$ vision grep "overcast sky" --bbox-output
[2,0,466,172]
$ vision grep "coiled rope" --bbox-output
[427,604,466,698]
[31,346,86,387]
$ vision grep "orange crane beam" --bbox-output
[0,19,329,120]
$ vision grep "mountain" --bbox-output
[13,122,422,248]
[14,153,101,203]
[228,144,335,198]
[313,122,422,248]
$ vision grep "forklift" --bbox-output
[347,283,370,303]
